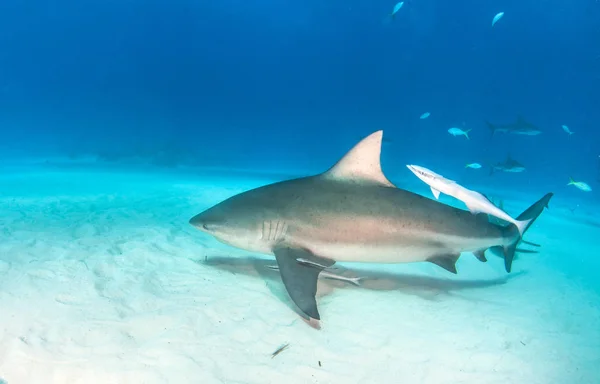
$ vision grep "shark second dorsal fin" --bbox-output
[324,130,395,187]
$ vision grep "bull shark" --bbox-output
[189,131,552,322]
[487,116,542,136]
[490,155,526,175]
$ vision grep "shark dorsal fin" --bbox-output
[324,130,395,187]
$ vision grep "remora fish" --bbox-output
[486,116,542,136]
[490,155,526,175]
[406,164,531,236]
[266,265,363,286]
[189,131,552,321]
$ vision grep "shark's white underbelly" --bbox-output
[243,219,506,264]
[296,233,501,264]
[307,242,441,263]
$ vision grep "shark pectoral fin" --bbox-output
[427,254,460,274]
[272,246,334,321]
[503,243,517,273]
[473,250,487,262]
[431,187,441,199]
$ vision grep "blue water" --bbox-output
[0,1,599,382]
[1,1,598,182]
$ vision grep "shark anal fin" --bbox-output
[430,187,441,199]
[473,250,487,262]
[272,246,334,321]
[427,254,460,274]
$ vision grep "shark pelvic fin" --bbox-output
[473,250,487,262]
[273,246,335,321]
[427,254,460,274]
[324,130,395,187]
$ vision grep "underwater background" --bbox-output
[0,1,599,383]
[1,0,598,178]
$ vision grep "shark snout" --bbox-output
[189,213,209,230]
[189,212,227,234]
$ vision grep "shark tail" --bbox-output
[464,129,472,140]
[501,192,553,273]
[567,176,575,185]
[514,218,532,237]
[486,121,496,137]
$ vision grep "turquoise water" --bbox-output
[1,1,599,383]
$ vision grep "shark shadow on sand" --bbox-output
[197,255,525,314]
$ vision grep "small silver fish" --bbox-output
[271,343,290,358]
[561,125,574,135]
[492,12,504,27]
[465,163,482,169]
[391,1,404,17]
[568,177,592,192]
[448,127,471,139]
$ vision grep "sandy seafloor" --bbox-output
[0,161,599,384]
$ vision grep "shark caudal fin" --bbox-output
[502,192,553,273]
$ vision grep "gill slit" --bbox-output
[262,220,288,242]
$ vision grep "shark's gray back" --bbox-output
[236,175,506,247]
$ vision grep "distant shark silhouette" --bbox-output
[491,155,526,175]
[189,131,553,322]
[487,116,542,136]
